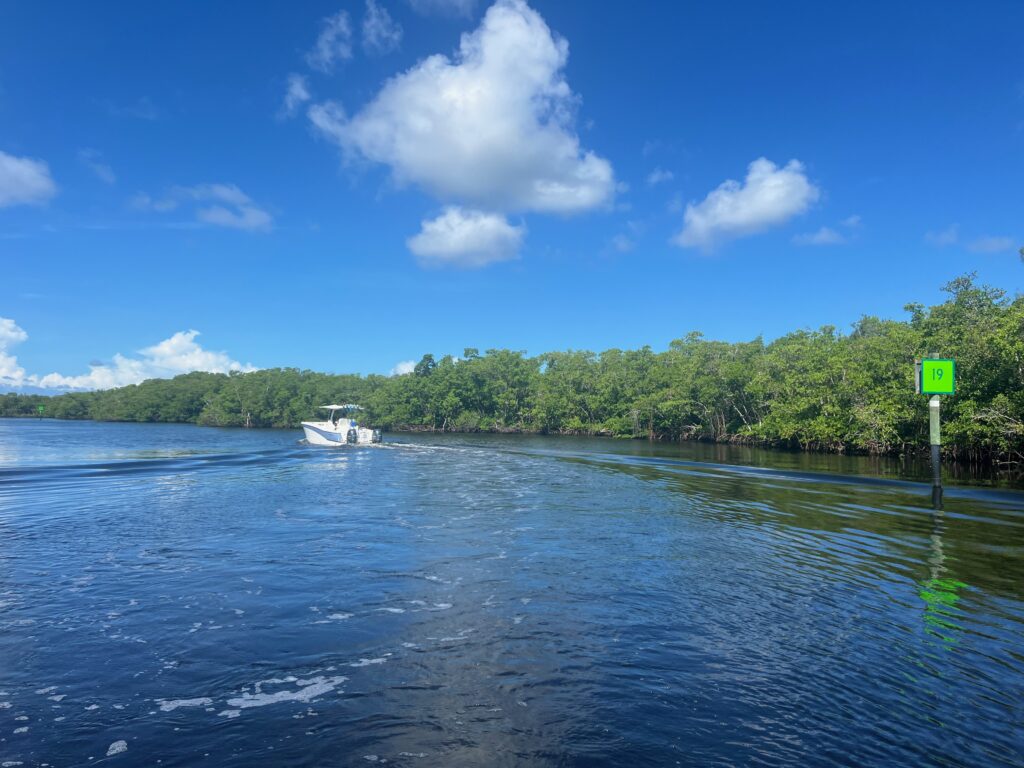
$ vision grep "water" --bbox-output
[1,419,1023,767]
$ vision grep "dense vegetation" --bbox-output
[3,275,1022,466]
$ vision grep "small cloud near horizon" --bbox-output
[390,360,416,375]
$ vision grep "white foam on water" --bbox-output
[14,716,27,721]
[84,704,99,710]
[48,695,65,702]
[254,676,297,692]
[431,603,452,610]
[408,600,426,606]
[226,676,347,710]
[157,697,213,712]
[399,753,428,758]
[377,608,405,614]
[401,642,418,648]
[2,760,25,766]
[218,710,240,719]
[349,657,389,668]
[327,613,353,620]
[106,740,127,756]
[363,756,379,762]
[0,702,10,709]
[513,616,524,624]
[13,727,28,734]
[34,686,56,695]
[232,609,244,616]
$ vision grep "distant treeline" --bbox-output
[3,275,1022,465]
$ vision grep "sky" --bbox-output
[1,0,1022,390]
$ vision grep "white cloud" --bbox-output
[34,330,256,391]
[0,150,58,207]
[134,183,273,232]
[281,74,312,118]
[307,10,354,72]
[185,184,273,231]
[309,0,614,215]
[925,224,958,247]
[5,320,253,391]
[390,360,416,375]
[793,226,845,246]
[363,0,403,54]
[407,206,524,267]
[408,0,477,16]
[646,167,673,186]
[968,235,1014,253]
[79,148,116,184]
[673,158,819,250]
[130,192,179,212]
[0,317,29,388]
[841,214,862,228]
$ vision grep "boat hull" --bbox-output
[301,421,381,446]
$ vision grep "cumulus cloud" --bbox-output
[968,235,1014,254]
[0,150,58,207]
[36,330,255,391]
[134,183,273,231]
[281,74,312,118]
[390,360,416,375]
[793,226,845,246]
[407,206,524,267]
[646,167,673,186]
[308,0,614,215]
[79,148,116,184]
[673,158,819,250]
[408,0,477,16]
[363,0,403,54]
[0,322,257,392]
[307,10,354,72]
[0,318,29,388]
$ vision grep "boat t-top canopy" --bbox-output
[320,404,362,410]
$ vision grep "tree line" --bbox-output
[2,275,1022,466]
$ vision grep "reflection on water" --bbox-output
[0,420,1023,766]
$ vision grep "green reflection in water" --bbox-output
[920,509,968,646]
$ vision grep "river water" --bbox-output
[1,419,1022,766]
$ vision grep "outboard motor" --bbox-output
[371,429,382,444]
[346,428,358,444]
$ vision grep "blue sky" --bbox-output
[1,0,1021,389]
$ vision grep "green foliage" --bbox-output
[2,275,1021,465]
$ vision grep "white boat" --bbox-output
[301,404,382,446]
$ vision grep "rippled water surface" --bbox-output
[1,419,1023,766]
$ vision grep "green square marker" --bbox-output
[921,359,955,395]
